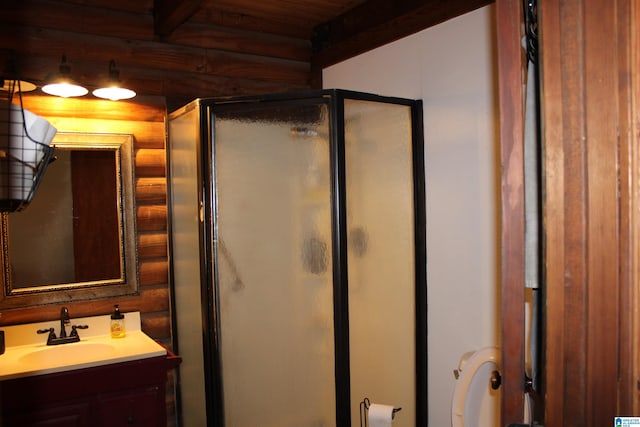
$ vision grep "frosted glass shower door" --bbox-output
[345,100,417,427]
[214,103,336,427]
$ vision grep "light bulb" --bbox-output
[42,82,88,98]
[92,60,136,101]
[92,86,136,101]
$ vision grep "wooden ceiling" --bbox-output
[0,0,491,106]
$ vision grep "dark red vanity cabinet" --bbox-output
[0,353,180,426]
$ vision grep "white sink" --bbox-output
[0,311,167,380]
[19,341,117,365]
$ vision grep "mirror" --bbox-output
[0,132,138,308]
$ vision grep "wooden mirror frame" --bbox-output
[0,132,138,308]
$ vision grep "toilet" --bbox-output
[451,347,501,427]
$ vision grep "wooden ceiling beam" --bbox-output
[154,0,202,36]
[0,24,309,86]
[311,0,493,68]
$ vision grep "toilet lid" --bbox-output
[451,347,501,427]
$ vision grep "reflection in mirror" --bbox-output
[0,132,138,308]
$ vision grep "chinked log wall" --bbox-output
[0,94,177,425]
[0,0,311,109]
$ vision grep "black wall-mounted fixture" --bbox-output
[42,54,88,98]
[41,55,136,101]
[92,60,136,101]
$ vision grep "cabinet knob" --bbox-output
[127,415,136,424]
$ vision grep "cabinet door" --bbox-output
[5,400,91,427]
[98,387,162,426]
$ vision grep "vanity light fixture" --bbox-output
[1,78,36,93]
[92,60,136,101]
[1,53,36,93]
[42,55,89,98]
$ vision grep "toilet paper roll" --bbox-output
[9,103,56,158]
[369,403,395,427]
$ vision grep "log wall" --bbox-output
[0,94,177,425]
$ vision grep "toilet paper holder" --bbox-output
[359,397,402,427]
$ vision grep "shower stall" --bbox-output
[166,90,426,427]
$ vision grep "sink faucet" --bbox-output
[59,306,70,338]
[36,306,89,346]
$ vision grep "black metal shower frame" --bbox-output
[169,89,427,426]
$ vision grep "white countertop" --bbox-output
[0,311,167,381]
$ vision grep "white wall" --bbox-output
[323,6,499,426]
